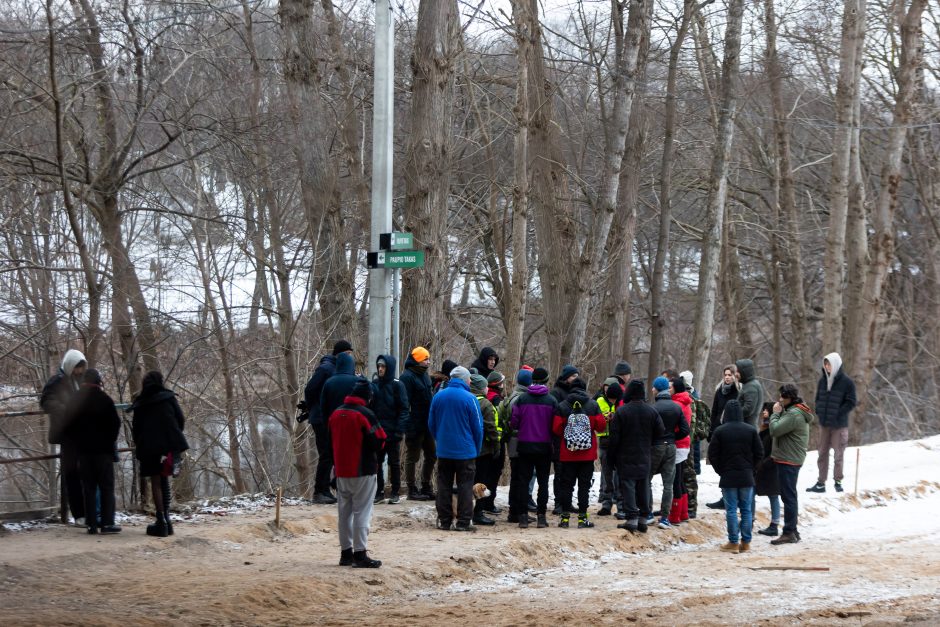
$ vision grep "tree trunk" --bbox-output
[763,0,815,389]
[853,0,927,414]
[401,0,460,364]
[648,0,694,385]
[822,0,866,354]
[686,0,745,382]
[567,0,652,361]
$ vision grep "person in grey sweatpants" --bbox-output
[330,379,387,568]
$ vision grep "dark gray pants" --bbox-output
[436,458,475,526]
[648,443,676,518]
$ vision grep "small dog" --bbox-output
[473,483,491,500]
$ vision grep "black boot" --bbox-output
[706,497,725,510]
[339,548,354,566]
[164,511,174,536]
[757,523,779,537]
[146,514,168,538]
[537,514,549,528]
[352,550,382,568]
[408,486,430,501]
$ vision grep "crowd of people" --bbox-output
[41,349,189,536]
[304,341,859,567]
[38,340,857,569]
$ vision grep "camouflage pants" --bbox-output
[684,456,699,515]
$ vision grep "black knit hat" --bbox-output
[333,340,353,355]
[606,382,623,402]
[351,377,372,401]
[532,367,550,384]
[614,361,632,376]
[441,359,459,376]
[626,379,646,401]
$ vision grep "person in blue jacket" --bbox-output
[428,366,483,531]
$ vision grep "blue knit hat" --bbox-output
[653,376,670,392]
[516,369,533,387]
[560,364,579,380]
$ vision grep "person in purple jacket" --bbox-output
[509,367,558,529]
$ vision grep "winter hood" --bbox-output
[478,347,499,367]
[823,352,843,391]
[735,359,756,384]
[376,354,398,383]
[723,399,744,423]
[335,352,356,376]
[61,349,87,377]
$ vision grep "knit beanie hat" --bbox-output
[521,365,534,372]
[559,364,579,380]
[671,377,687,394]
[532,367,550,384]
[469,374,488,395]
[679,370,694,388]
[653,376,670,392]
[449,366,471,382]
[626,379,647,401]
[516,369,533,387]
[603,376,619,387]
[487,371,505,386]
[570,378,587,392]
[441,359,459,376]
[614,361,632,376]
[411,346,430,362]
[606,382,623,402]
[351,377,372,400]
[332,339,353,355]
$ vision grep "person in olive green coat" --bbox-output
[768,384,814,545]
[470,374,499,526]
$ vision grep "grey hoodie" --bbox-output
[735,359,764,427]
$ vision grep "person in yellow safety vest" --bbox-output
[483,370,508,516]
[596,379,624,517]
[470,374,500,526]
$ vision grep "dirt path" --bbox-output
[2,486,940,626]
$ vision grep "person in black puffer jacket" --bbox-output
[66,369,122,534]
[131,370,189,537]
[400,347,436,500]
[808,352,857,493]
[371,354,409,503]
[708,400,763,553]
[608,380,665,532]
[469,347,499,378]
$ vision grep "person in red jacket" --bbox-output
[330,379,387,568]
[668,377,694,524]
[551,379,605,529]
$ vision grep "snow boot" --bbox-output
[668,499,682,525]
[577,513,594,529]
[536,514,549,528]
[164,512,174,536]
[518,517,529,529]
[770,532,800,545]
[339,548,354,566]
[680,495,690,522]
[806,482,825,493]
[352,550,382,568]
[146,515,168,538]
[558,514,570,528]
[757,523,779,537]
[636,520,648,533]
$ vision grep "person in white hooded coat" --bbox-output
[807,352,857,493]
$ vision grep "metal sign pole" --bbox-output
[392,268,401,367]
[367,0,394,378]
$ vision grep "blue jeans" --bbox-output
[776,463,801,534]
[768,495,781,524]
[722,486,754,543]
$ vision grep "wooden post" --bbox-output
[275,486,283,529]
[854,448,860,495]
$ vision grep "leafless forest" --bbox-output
[0,0,938,509]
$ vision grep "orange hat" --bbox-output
[411,346,430,362]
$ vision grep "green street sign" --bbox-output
[367,250,425,269]
[379,232,414,251]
